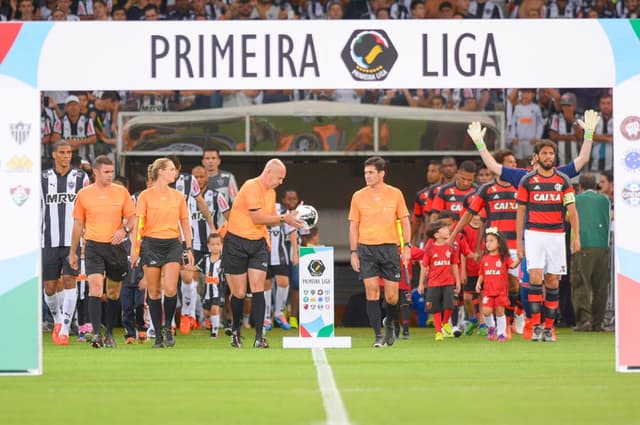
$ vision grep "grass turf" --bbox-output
[0,327,638,425]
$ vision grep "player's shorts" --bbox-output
[508,249,519,278]
[426,284,455,313]
[289,264,299,289]
[267,264,290,279]
[222,232,268,274]
[203,283,223,310]
[42,246,79,281]
[464,276,479,293]
[481,291,508,309]
[524,230,567,275]
[358,243,401,282]
[140,237,182,268]
[85,240,129,282]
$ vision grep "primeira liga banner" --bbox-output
[0,20,618,90]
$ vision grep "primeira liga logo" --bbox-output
[341,30,398,82]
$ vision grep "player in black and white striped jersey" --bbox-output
[264,202,299,331]
[180,165,230,332]
[41,140,90,345]
[202,148,239,212]
[198,233,226,338]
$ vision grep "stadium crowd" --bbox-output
[39,83,615,348]
[2,0,639,21]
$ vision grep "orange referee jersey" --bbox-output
[348,183,409,245]
[73,183,136,243]
[227,177,275,241]
[136,186,189,239]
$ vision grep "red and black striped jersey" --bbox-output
[431,182,477,221]
[423,182,444,217]
[413,186,430,219]
[468,181,518,249]
[516,170,575,233]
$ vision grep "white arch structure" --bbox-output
[1,19,639,374]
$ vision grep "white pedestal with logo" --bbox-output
[283,246,351,349]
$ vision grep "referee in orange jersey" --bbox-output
[224,159,304,349]
[69,155,136,349]
[349,156,411,348]
[129,158,194,349]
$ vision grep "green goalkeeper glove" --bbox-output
[467,122,487,151]
[576,109,600,141]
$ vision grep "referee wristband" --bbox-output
[350,249,358,254]
[186,247,193,251]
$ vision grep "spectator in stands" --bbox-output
[617,0,640,17]
[54,95,97,165]
[253,0,280,18]
[549,92,584,165]
[582,0,616,17]
[469,0,503,18]
[375,6,390,17]
[167,0,191,18]
[92,0,110,19]
[325,0,344,18]
[537,88,561,138]
[571,173,610,332]
[507,88,543,160]
[51,6,67,19]
[590,93,613,171]
[55,0,81,19]
[112,5,127,19]
[380,89,419,107]
[343,0,368,18]
[390,0,411,18]
[16,0,37,20]
[454,0,473,17]
[231,0,256,19]
[131,90,174,112]
[546,0,580,17]
[127,0,149,19]
[143,4,160,18]
[221,90,260,107]
[359,0,388,18]
[189,0,214,18]
[407,0,425,17]
[599,169,613,202]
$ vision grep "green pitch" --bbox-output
[1,328,638,425]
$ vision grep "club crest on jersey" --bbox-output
[496,260,501,267]
[68,180,76,190]
[10,121,31,145]
[10,185,30,206]
[554,183,563,191]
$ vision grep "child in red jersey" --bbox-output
[476,228,521,342]
[418,219,461,341]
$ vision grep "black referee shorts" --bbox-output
[85,240,129,282]
[140,237,182,268]
[222,232,268,275]
[357,243,401,282]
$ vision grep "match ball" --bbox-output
[296,204,318,230]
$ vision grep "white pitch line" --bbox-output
[312,347,351,425]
